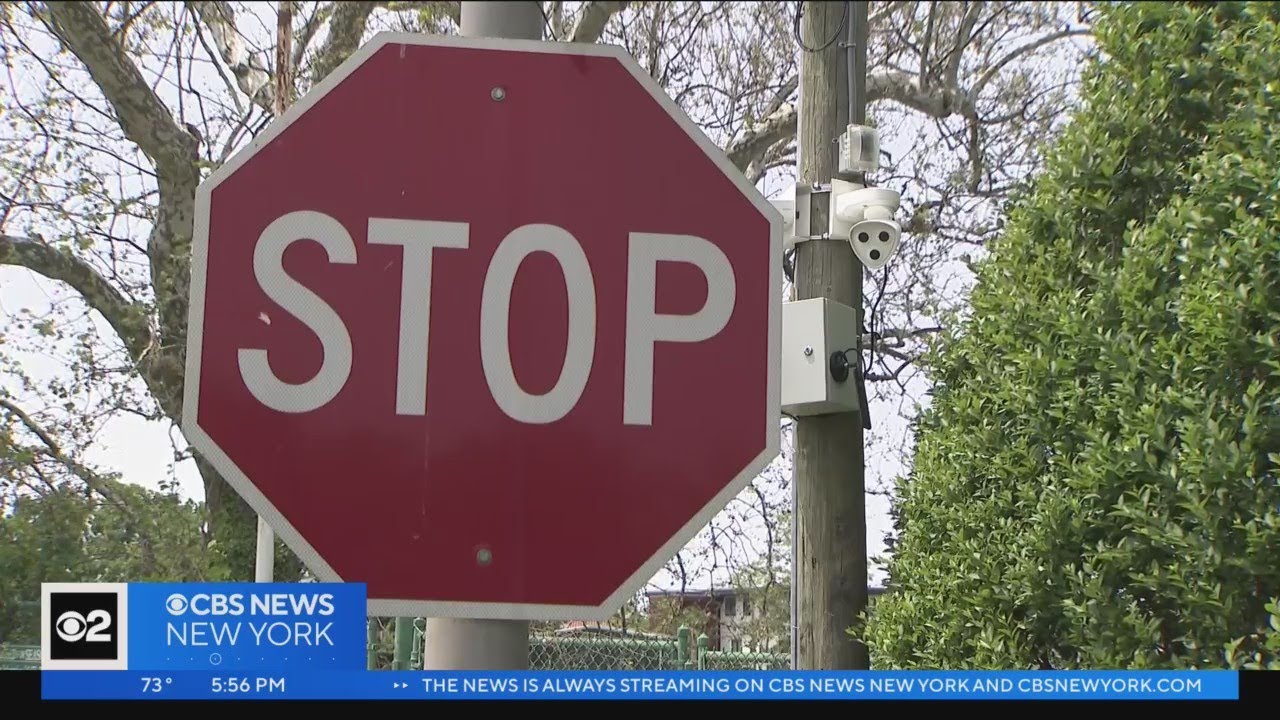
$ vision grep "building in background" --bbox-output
[642,585,888,652]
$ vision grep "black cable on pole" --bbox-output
[849,1,872,430]
[793,1,849,53]
[847,1,868,128]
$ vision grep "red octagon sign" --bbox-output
[183,33,781,621]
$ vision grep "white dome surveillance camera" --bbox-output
[832,185,901,270]
[849,218,901,268]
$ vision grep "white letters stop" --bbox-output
[237,211,736,426]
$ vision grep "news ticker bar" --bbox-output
[27,582,1247,703]
[41,670,1239,701]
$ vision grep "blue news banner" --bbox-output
[37,582,1239,701]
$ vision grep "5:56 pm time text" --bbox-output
[211,676,286,694]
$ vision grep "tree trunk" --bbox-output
[196,455,305,581]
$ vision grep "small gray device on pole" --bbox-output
[420,0,543,671]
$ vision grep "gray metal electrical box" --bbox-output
[780,298,862,417]
[793,183,830,242]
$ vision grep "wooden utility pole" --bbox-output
[793,0,870,670]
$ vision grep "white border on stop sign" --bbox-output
[183,31,783,622]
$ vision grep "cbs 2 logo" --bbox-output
[55,609,112,643]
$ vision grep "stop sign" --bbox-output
[184,33,781,621]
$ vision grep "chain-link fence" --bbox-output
[698,648,789,671]
[0,600,39,669]
[0,645,39,670]
[690,630,789,671]
[529,634,684,670]
[365,618,789,671]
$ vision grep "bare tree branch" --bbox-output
[310,1,376,82]
[0,234,152,363]
[919,1,938,88]
[0,393,160,573]
[871,0,905,27]
[292,2,331,69]
[549,1,565,40]
[762,74,799,119]
[190,11,245,116]
[748,147,796,185]
[969,27,1091,102]
[726,11,1088,179]
[724,65,980,174]
[188,1,274,112]
[43,1,199,178]
[436,1,460,26]
[0,397,73,465]
[571,1,627,44]
[869,69,968,118]
[111,1,160,43]
[876,326,944,343]
[727,102,796,174]
[945,1,984,90]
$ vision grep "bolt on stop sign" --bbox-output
[183,33,782,621]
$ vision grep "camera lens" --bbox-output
[870,249,881,260]
[879,231,890,242]
[857,232,869,243]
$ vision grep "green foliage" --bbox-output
[642,595,717,638]
[861,1,1280,669]
[0,484,211,643]
[729,557,793,654]
[1225,599,1280,669]
[204,488,305,583]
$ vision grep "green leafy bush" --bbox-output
[0,483,210,643]
[860,1,1280,669]
[1226,600,1280,670]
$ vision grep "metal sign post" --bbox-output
[418,0,544,671]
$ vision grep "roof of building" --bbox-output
[644,585,888,600]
